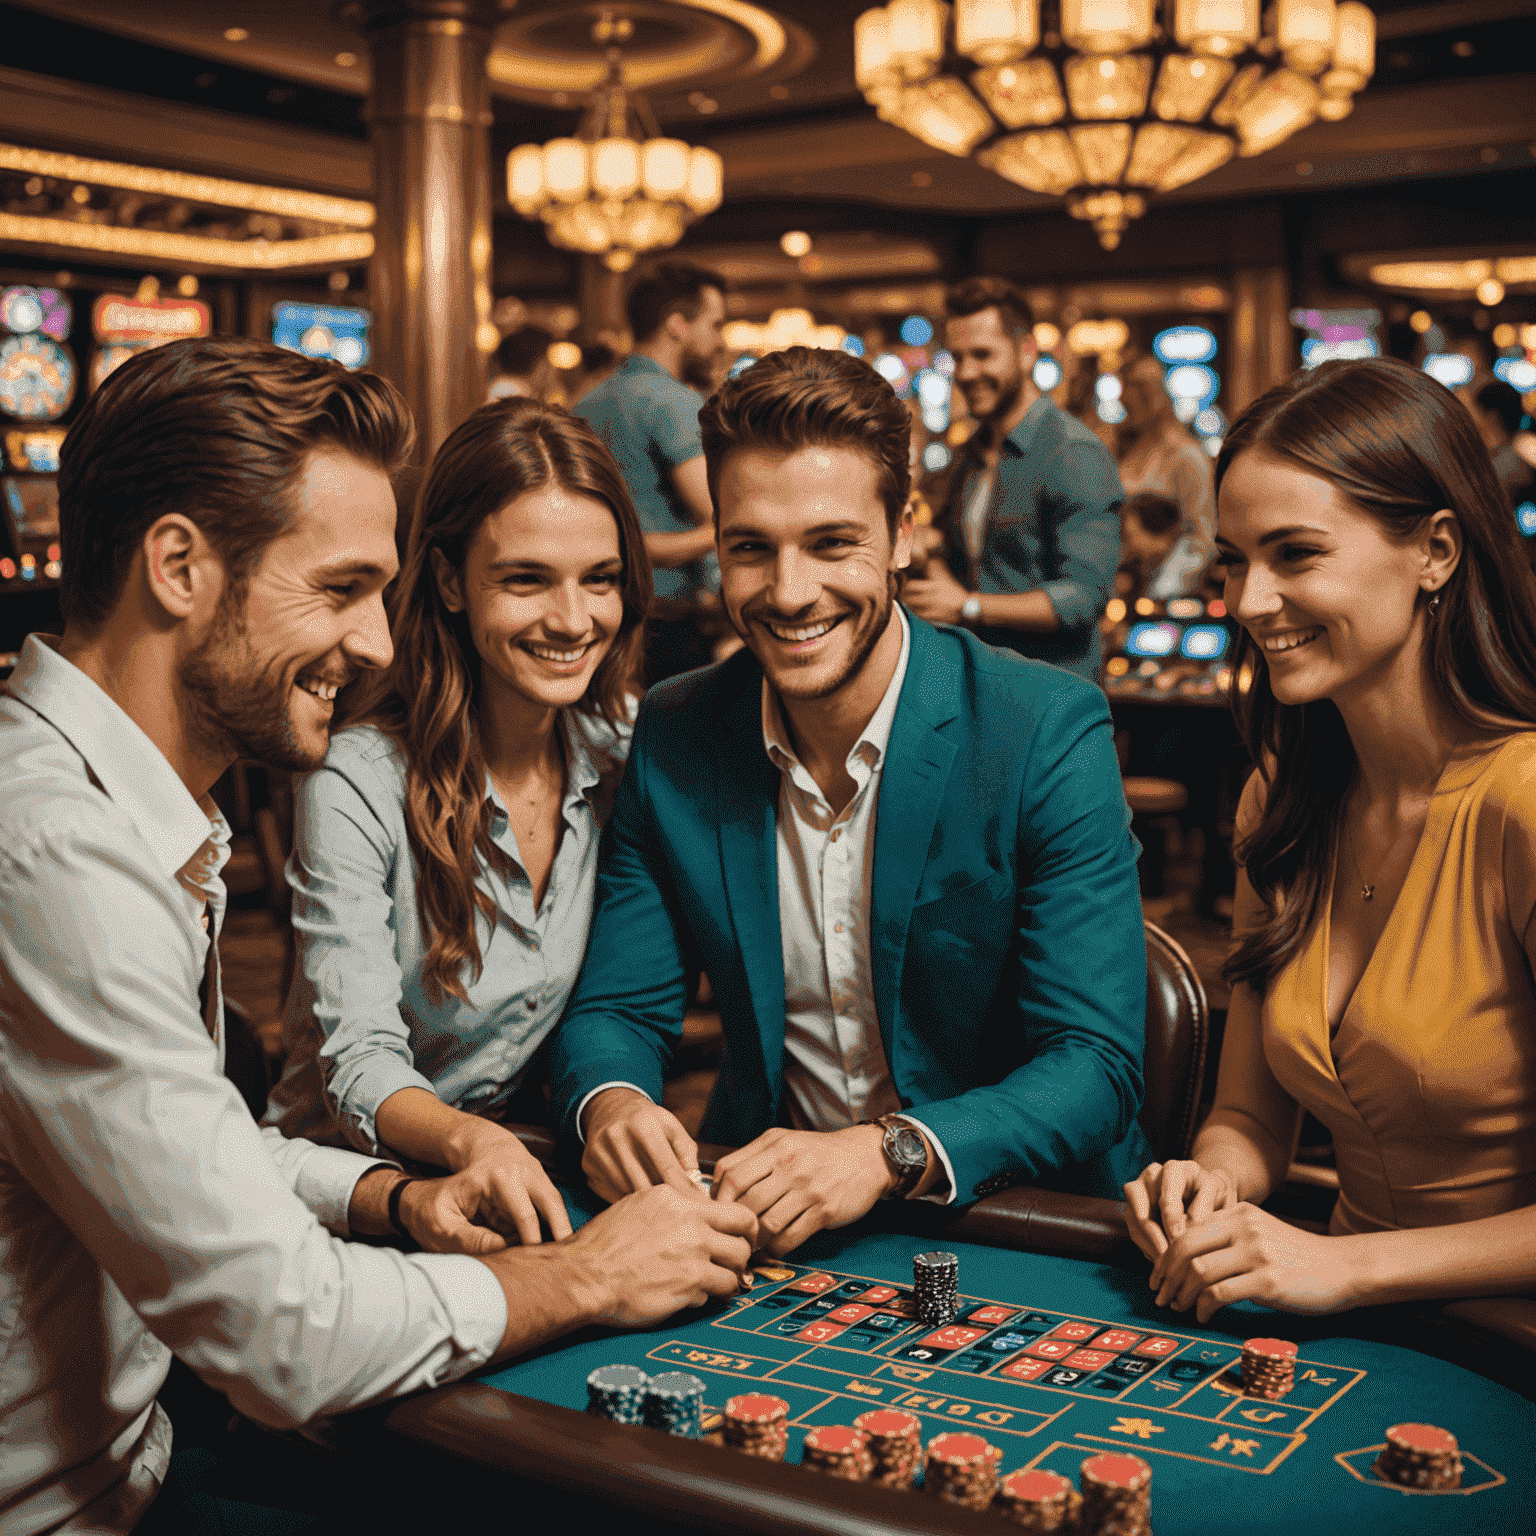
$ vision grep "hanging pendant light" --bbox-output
[507,32,724,273]
[855,0,1375,248]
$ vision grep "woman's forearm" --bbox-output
[1189,1109,1292,1205]
[374,1086,498,1171]
[1349,1203,1536,1307]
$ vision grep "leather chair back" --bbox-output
[1140,920,1210,1163]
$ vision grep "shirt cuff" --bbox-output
[575,1081,654,1144]
[331,1056,440,1157]
[290,1142,401,1236]
[402,1252,510,1376]
[1037,577,1093,632]
[893,1114,959,1207]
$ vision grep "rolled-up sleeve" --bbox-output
[286,759,437,1154]
[1037,441,1124,634]
[0,813,507,1429]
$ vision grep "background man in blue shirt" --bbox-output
[904,276,1123,682]
[575,261,726,683]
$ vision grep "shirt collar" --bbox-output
[6,633,226,880]
[996,392,1053,458]
[621,353,674,383]
[481,707,606,820]
[761,603,911,782]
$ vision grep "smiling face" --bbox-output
[436,481,625,720]
[1215,448,1456,708]
[718,444,912,704]
[945,306,1034,427]
[179,447,398,771]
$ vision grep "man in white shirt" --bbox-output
[551,346,1149,1258]
[0,337,753,1535]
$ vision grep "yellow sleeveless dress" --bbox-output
[1256,733,1536,1236]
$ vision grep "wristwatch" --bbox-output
[960,594,983,625]
[873,1114,928,1199]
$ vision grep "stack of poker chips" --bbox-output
[722,1393,790,1460]
[586,1364,648,1424]
[913,1250,960,1325]
[1373,1423,1463,1490]
[853,1408,923,1489]
[642,1371,706,1437]
[923,1431,1001,1510]
[1240,1337,1298,1400]
[996,1468,1082,1531]
[801,1424,871,1480]
[1079,1452,1152,1536]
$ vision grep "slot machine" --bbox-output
[1102,597,1234,703]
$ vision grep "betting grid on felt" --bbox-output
[478,1225,1533,1534]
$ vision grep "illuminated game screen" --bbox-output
[2,476,60,544]
[1124,622,1180,659]
[3,428,66,474]
[1178,624,1230,661]
[272,302,372,370]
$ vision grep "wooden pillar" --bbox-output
[578,255,628,346]
[1229,267,1294,417]
[362,0,497,464]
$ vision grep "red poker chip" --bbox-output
[1081,1452,1152,1489]
[855,1409,921,1437]
[928,1432,992,1463]
[1001,1469,1074,1501]
[805,1425,865,1455]
[1387,1423,1459,1454]
[1243,1337,1298,1359]
[725,1393,789,1423]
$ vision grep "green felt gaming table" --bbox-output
[384,1145,1536,1536]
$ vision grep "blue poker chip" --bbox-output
[643,1371,706,1438]
[587,1363,649,1424]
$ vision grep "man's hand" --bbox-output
[711,1125,893,1258]
[1123,1158,1240,1263]
[582,1087,701,1205]
[563,1185,758,1327]
[402,1127,574,1255]
[902,561,970,625]
[1148,1202,1366,1325]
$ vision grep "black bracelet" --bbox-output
[387,1176,419,1240]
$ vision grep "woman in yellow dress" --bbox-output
[1124,356,1536,1322]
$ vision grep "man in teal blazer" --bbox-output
[553,348,1148,1254]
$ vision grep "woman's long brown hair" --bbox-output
[340,397,651,1005]
[1219,357,1536,994]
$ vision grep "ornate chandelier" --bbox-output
[507,40,724,274]
[854,0,1375,248]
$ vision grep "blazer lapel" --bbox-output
[714,669,787,1108]
[871,614,960,1054]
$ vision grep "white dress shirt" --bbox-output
[0,636,507,1536]
[581,607,956,1200]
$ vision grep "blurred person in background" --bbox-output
[1470,379,1536,509]
[1116,351,1216,598]
[1117,492,1185,603]
[487,324,555,403]
[572,340,619,402]
[904,276,1123,683]
[575,262,725,685]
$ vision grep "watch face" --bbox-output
[891,1127,927,1168]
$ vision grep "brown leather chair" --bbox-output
[1139,919,1210,1164]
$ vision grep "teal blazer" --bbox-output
[550,612,1150,1203]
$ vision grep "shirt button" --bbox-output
[834,922,844,934]
[529,935,541,951]
[830,830,840,843]
[526,997,539,1011]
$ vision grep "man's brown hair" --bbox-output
[625,261,724,346]
[697,346,912,537]
[945,275,1035,340]
[57,336,414,628]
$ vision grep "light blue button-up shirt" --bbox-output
[265,710,630,1156]
[0,636,507,1536]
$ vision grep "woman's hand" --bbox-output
[1123,1159,1240,1263]
[407,1125,573,1254]
[1149,1202,1365,1324]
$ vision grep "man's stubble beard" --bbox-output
[179,592,322,774]
[759,572,898,704]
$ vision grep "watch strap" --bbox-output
[387,1176,420,1241]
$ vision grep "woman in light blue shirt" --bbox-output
[265,398,651,1254]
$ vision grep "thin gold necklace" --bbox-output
[1345,830,1379,901]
